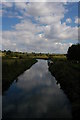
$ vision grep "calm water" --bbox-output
[3,60,72,119]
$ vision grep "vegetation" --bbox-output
[2,50,49,59]
[67,44,80,61]
[49,55,80,119]
[2,47,80,119]
[2,50,66,94]
[2,52,37,93]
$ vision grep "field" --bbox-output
[49,55,80,119]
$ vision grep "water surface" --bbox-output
[3,60,72,119]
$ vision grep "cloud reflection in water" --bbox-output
[3,60,72,118]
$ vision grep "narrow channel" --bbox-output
[3,59,72,119]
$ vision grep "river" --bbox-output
[2,59,72,119]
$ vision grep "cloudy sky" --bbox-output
[1,2,79,53]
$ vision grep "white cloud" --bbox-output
[2,29,72,53]
[13,20,42,33]
[75,17,80,24]
[26,2,66,21]
[66,18,72,23]
[15,2,27,9]
[2,2,78,53]
[2,20,77,53]
[12,2,66,21]
[43,21,78,41]
[31,0,77,1]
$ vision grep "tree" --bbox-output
[6,50,14,57]
[4,50,6,52]
[67,44,80,61]
[6,50,12,55]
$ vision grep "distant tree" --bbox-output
[4,50,6,52]
[32,52,35,55]
[6,50,12,55]
[67,44,80,61]
[6,50,14,57]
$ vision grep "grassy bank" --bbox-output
[49,56,80,119]
[2,57,37,93]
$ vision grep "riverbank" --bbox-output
[2,57,37,93]
[49,57,80,119]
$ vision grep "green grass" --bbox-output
[2,57,37,93]
[49,56,80,119]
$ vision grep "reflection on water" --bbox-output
[3,60,72,119]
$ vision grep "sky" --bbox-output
[1,2,80,53]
